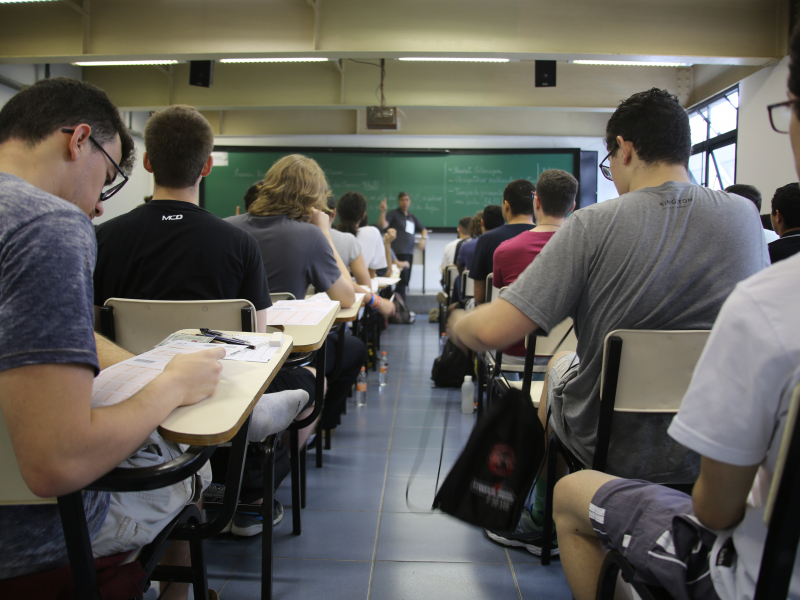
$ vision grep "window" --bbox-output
[687,86,738,190]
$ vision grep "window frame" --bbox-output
[687,85,739,188]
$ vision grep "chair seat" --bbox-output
[508,380,544,408]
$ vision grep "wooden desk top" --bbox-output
[278,303,339,353]
[372,276,401,290]
[335,293,365,323]
[158,330,293,445]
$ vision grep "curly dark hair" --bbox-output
[503,179,535,216]
[0,77,135,174]
[771,183,800,230]
[482,204,504,231]
[604,88,691,168]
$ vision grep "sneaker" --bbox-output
[231,513,262,537]
[436,291,448,305]
[271,499,284,526]
[485,510,558,556]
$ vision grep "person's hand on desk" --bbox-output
[395,260,410,270]
[161,346,226,406]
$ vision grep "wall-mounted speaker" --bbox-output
[535,60,556,88]
[189,60,214,88]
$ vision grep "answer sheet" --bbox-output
[266,300,339,326]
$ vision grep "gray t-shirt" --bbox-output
[500,181,769,481]
[226,214,341,300]
[329,228,362,267]
[0,173,107,578]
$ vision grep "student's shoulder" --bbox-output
[0,174,91,236]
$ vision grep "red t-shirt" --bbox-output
[492,230,557,357]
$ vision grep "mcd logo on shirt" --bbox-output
[162,215,183,221]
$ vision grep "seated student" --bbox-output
[93,105,312,535]
[725,183,780,245]
[769,182,800,263]
[441,215,473,276]
[554,43,800,595]
[243,180,262,212]
[450,87,768,555]
[337,191,388,277]
[0,78,223,600]
[326,195,395,318]
[453,207,503,305]
[492,169,578,364]
[469,180,536,305]
[226,154,368,431]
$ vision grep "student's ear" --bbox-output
[616,136,635,166]
[200,154,213,177]
[533,193,542,211]
[65,124,92,162]
[143,152,154,174]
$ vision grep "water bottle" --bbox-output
[439,332,448,353]
[461,375,475,414]
[356,367,368,406]
[379,351,388,386]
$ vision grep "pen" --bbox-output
[199,328,257,349]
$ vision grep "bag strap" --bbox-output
[406,390,454,512]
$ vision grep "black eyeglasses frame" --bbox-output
[599,144,618,182]
[61,128,129,201]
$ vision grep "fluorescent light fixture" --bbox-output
[219,57,328,63]
[0,1,60,3]
[399,57,509,63]
[573,60,689,67]
[73,60,179,66]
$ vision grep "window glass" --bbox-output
[708,143,736,190]
[689,152,706,186]
[708,95,738,137]
[689,111,708,146]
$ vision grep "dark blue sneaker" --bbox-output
[485,509,558,556]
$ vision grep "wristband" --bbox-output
[374,296,382,309]
[367,293,376,307]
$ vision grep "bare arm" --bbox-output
[94,331,134,370]
[349,253,372,288]
[384,228,396,272]
[378,198,389,229]
[473,280,486,305]
[692,456,760,530]
[418,227,429,251]
[449,298,538,352]
[0,347,225,497]
[256,308,267,333]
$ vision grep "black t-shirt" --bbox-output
[94,200,271,310]
[469,223,532,281]
[385,208,424,255]
[768,231,800,264]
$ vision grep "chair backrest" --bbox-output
[765,376,800,526]
[101,298,257,355]
[445,265,459,294]
[0,409,55,506]
[485,273,494,302]
[600,329,710,413]
[462,270,475,298]
[270,292,297,303]
[526,318,575,356]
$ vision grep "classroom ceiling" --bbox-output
[0,0,787,138]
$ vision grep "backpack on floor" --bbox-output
[388,293,414,324]
[430,339,473,388]
[433,387,545,531]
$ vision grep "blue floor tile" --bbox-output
[369,561,521,600]
[515,561,574,599]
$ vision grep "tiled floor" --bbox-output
[200,320,573,599]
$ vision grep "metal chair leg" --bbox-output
[261,435,277,600]
[290,428,302,535]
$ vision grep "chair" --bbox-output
[540,329,710,565]
[99,298,259,355]
[597,375,800,600]
[438,264,459,335]
[270,292,296,303]
[461,269,475,299]
[0,405,219,599]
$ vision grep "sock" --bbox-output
[248,389,309,442]
[529,476,547,526]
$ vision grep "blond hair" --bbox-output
[248,154,331,222]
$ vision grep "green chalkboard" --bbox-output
[202,148,580,228]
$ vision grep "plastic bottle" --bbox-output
[439,332,448,353]
[379,351,388,386]
[461,375,475,414]
[356,367,368,406]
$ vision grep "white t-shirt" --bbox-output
[764,228,780,245]
[356,225,387,270]
[668,252,800,600]
[440,238,460,273]
[329,228,362,266]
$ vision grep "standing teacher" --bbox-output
[379,191,428,299]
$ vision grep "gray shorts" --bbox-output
[544,352,583,462]
[590,478,721,600]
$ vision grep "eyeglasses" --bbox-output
[767,100,800,134]
[62,128,129,200]
[599,144,617,181]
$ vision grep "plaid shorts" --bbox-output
[590,478,722,600]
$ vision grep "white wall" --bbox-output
[737,57,798,213]
[93,135,153,225]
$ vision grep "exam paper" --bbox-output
[266,300,338,325]
[221,335,281,362]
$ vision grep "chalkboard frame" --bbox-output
[200,146,582,228]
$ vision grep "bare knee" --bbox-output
[554,471,617,536]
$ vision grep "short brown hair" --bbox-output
[249,154,331,222]
[144,105,214,189]
[536,170,578,218]
[470,210,483,237]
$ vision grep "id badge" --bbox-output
[405,219,415,235]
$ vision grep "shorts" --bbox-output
[91,432,210,558]
[589,478,722,600]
